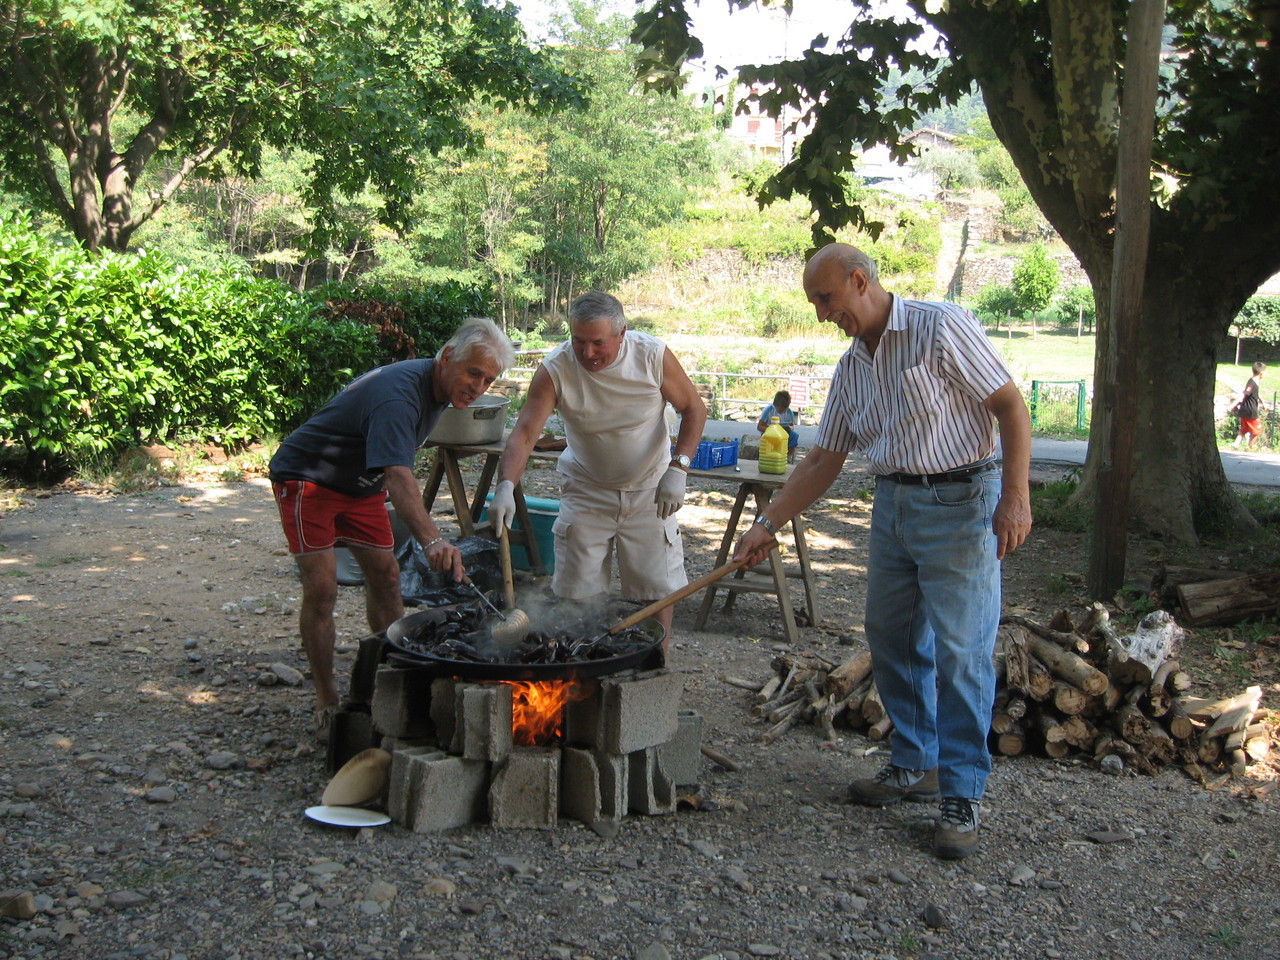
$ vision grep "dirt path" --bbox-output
[2,468,1278,960]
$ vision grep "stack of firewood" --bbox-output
[727,603,1274,779]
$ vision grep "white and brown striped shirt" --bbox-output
[815,296,1013,476]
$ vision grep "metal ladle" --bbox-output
[486,526,531,647]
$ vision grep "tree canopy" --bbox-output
[0,0,582,253]
[634,0,1280,542]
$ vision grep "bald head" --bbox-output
[805,243,879,284]
[802,242,891,345]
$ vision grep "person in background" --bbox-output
[757,389,800,460]
[1231,361,1267,448]
[268,318,515,739]
[489,291,707,648]
[734,243,1032,860]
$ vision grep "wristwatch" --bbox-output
[671,454,691,470]
[754,515,777,535]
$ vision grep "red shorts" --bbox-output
[272,480,394,555]
[1239,418,1262,438]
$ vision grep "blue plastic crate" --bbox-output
[688,437,739,470]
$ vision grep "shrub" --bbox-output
[1012,242,1060,315]
[0,213,379,471]
[971,283,1019,324]
[1055,285,1097,331]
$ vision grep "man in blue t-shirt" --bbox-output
[268,318,514,738]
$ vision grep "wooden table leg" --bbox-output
[792,515,818,626]
[695,483,751,630]
[718,488,798,643]
[421,454,446,514]
[440,451,475,537]
[470,453,499,526]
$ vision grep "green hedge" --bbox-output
[0,215,436,471]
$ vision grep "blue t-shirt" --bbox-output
[268,359,447,497]
[759,404,797,430]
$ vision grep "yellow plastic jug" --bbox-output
[759,416,789,474]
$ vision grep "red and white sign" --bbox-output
[788,378,811,407]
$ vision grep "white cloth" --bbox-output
[815,295,1012,475]
[541,331,670,491]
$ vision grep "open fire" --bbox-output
[505,679,591,746]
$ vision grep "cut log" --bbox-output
[700,745,741,772]
[1043,739,1071,759]
[1154,566,1244,606]
[761,699,804,743]
[755,675,781,704]
[1165,699,1195,740]
[1026,657,1056,700]
[1048,608,1076,633]
[1114,704,1175,762]
[1051,681,1089,716]
[1005,613,1092,655]
[1093,732,1136,759]
[994,723,1026,756]
[1106,610,1183,687]
[991,712,1019,735]
[866,715,894,741]
[860,681,885,726]
[1224,721,1267,754]
[1080,602,1120,648]
[1033,708,1069,744]
[1061,715,1098,749]
[1180,687,1263,721]
[721,676,764,692]
[998,625,1033,695]
[1176,572,1280,627]
[1024,633,1109,695]
[824,650,874,700]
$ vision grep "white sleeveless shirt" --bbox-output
[542,331,670,491]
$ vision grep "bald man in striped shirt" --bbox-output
[735,242,1032,860]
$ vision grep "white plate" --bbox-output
[304,805,391,828]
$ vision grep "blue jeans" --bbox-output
[864,469,1001,800]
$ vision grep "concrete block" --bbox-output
[596,751,628,820]
[562,678,605,748]
[371,666,434,739]
[325,705,378,774]
[559,747,602,824]
[602,670,684,754]
[347,633,388,706]
[386,746,443,825]
[409,754,488,832]
[489,747,560,829]
[429,678,459,750]
[658,709,703,787]
[462,683,513,762]
[450,682,488,754]
[560,748,628,822]
[627,747,675,816]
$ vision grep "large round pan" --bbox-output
[385,607,665,681]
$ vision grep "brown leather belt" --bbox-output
[877,461,995,486]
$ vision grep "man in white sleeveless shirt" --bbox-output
[490,292,708,646]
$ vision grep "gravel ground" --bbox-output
[2,460,1279,960]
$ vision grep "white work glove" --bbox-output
[655,466,687,520]
[490,480,517,530]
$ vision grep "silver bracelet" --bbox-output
[754,515,777,535]
[424,537,446,549]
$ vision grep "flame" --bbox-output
[505,679,588,747]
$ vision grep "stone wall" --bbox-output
[954,252,1090,301]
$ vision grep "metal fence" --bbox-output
[1030,379,1089,433]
